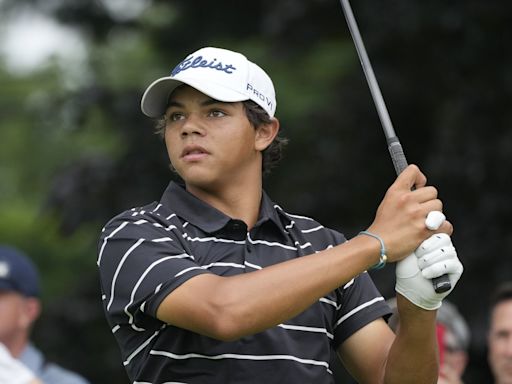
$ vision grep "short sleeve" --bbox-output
[332,273,391,348]
[98,212,212,329]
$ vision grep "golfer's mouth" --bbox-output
[181,145,209,161]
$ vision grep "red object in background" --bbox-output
[436,323,446,368]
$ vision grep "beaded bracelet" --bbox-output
[358,230,388,270]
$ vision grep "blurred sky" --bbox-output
[0,0,150,74]
[0,6,86,74]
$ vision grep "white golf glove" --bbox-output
[395,233,463,310]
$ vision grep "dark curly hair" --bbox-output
[154,100,288,175]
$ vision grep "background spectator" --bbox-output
[488,282,512,384]
[0,245,89,384]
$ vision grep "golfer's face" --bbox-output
[163,86,260,190]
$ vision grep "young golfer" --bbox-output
[98,47,463,383]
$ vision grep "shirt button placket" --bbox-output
[245,232,252,253]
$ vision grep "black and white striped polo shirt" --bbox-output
[98,181,390,384]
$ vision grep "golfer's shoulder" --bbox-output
[100,201,177,239]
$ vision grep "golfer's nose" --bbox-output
[181,113,206,137]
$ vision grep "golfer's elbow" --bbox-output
[207,315,246,342]
[205,298,255,341]
[157,275,258,341]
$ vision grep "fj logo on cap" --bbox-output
[171,55,237,76]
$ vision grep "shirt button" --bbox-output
[231,220,246,231]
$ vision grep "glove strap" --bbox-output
[359,231,388,270]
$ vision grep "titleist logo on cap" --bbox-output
[171,55,237,76]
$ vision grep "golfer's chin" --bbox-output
[175,166,221,192]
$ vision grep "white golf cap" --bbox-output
[141,47,277,118]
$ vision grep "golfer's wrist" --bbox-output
[353,231,387,270]
[358,230,388,270]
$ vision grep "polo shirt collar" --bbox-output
[258,189,289,230]
[160,181,286,234]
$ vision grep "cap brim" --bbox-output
[141,77,182,118]
[141,76,250,118]
[0,280,15,292]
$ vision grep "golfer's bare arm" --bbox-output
[337,294,438,384]
[157,233,380,340]
[156,165,450,341]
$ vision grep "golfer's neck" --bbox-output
[186,176,263,229]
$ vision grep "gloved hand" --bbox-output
[395,233,463,310]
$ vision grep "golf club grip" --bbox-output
[387,138,452,294]
[387,138,408,174]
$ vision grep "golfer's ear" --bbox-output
[255,118,279,151]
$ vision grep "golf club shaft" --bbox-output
[339,0,451,293]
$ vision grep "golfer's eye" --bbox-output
[208,109,226,118]
[167,112,185,122]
